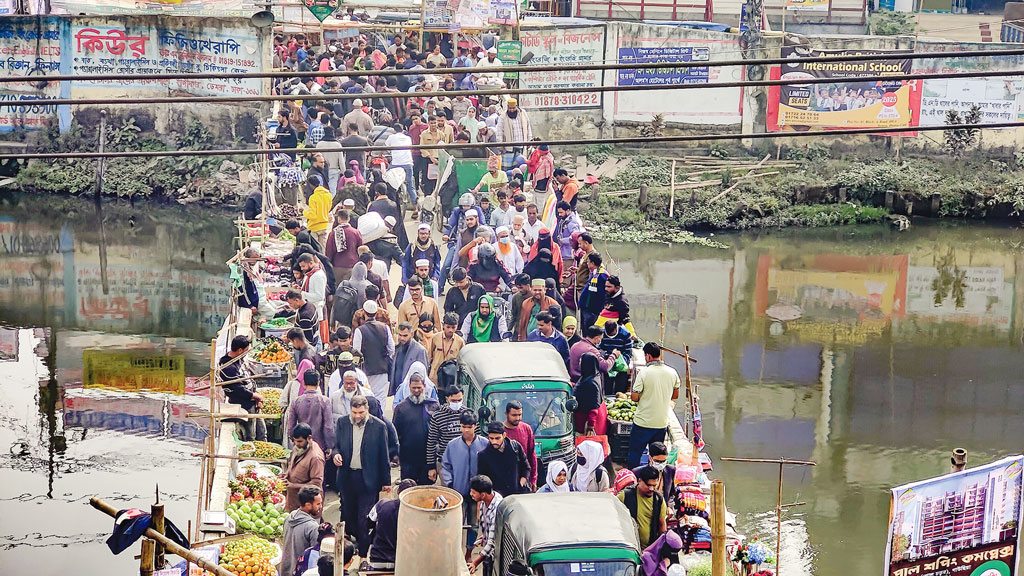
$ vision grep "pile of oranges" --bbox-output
[253,340,290,364]
[220,536,277,576]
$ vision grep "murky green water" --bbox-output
[2,195,1023,576]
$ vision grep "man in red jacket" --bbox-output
[501,400,537,490]
[325,209,363,281]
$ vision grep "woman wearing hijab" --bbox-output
[459,106,481,142]
[572,353,608,435]
[563,316,581,347]
[527,228,563,278]
[492,225,524,280]
[544,277,567,325]
[459,294,508,343]
[640,531,685,576]
[522,248,559,289]
[573,440,610,493]
[393,360,439,404]
[467,243,512,292]
[537,460,572,493]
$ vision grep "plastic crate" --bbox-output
[610,434,631,463]
[608,418,633,437]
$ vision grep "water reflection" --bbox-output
[603,223,1024,576]
[0,197,232,575]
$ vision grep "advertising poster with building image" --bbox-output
[767,46,922,134]
[885,455,1024,576]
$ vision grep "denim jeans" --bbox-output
[395,164,416,205]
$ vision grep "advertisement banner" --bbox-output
[768,46,921,133]
[518,27,604,109]
[885,455,1024,576]
[786,0,829,10]
[423,0,457,31]
[612,32,742,125]
[71,21,264,98]
[82,350,186,395]
[488,0,517,25]
[0,17,63,132]
[617,46,710,86]
[497,40,521,80]
[919,77,1024,127]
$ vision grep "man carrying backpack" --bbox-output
[617,465,667,549]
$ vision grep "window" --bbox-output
[486,390,571,438]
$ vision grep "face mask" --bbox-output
[499,237,510,245]
[576,454,587,466]
[651,460,667,471]
[449,401,463,410]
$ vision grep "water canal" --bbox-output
[2,195,1023,576]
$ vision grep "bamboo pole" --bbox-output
[190,453,287,464]
[152,491,166,569]
[709,155,771,204]
[334,522,346,576]
[683,344,693,438]
[711,480,727,576]
[90,497,236,576]
[140,539,155,576]
[185,412,281,420]
[669,160,676,219]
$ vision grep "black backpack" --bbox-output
[436,359,458,401]
[330,282,359,328]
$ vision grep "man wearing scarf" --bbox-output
[460,295,509,343]
[516,279,561,341]
[454,208,481,269]
[400,259,439,303]
[392,375,440,485]
[325,209,363,282]
[389,322,428,396]
[401,223,441,285]
[578,252,608,329]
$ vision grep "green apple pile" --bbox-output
[227,500,285,539]
[606,393,638,422]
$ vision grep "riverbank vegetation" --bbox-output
[14,115,251,205]
[578,142,1024,243]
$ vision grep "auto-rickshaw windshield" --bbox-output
[537,561,638,576]
[487,390,571,438]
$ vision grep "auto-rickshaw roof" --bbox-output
[458,342,570,386]
[496,493,641,556]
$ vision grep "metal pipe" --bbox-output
[2,47,1022,84]
[2,120,1020,160]
[11,68,1024,107]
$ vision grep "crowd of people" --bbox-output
[226,30,691,576]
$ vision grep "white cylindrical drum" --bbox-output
[394,485,464,576]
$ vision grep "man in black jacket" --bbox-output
[392,375,439,485]
[276,291,320,346]
[333,396,393,556]
[443,267,486,326]
[285,220,322,253]
[476,421,529,497]
[218,335,266,441]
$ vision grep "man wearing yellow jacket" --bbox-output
[303,186,332,249]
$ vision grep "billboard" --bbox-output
[918,77,1024,127]
[616,46,710,86]
[768,46,922,133]
[518,27,604,109]
[885,455,1024,576]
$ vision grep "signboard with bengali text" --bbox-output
[885,455,1024,576]
[518,27,604,109]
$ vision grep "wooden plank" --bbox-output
[709,155,773,203]
[591,157,619,178]
[669,160,676,219]
[607,158,631,178]
[575,155,589,179]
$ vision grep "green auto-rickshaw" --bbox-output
[458,342,579,471]
[492,492,642,576]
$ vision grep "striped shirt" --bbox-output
[477,492,504,557]
[426,405,473,466]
